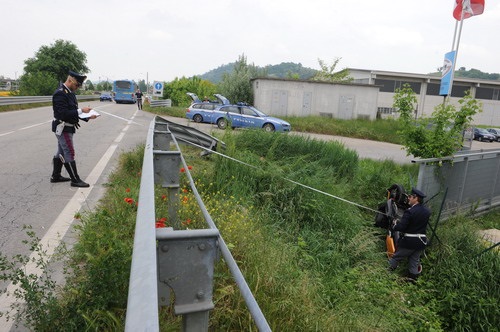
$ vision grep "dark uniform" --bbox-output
[50,71,90,187]
[135,90,143,110]
[389,188,431,280]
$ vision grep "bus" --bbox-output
[112,79,138,104]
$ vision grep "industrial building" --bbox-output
[252,68,500,126]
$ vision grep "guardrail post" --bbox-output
[153,150,181,229]
[154,129,172,150]
[157,229,219,331]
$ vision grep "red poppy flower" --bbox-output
[180,167,185,173]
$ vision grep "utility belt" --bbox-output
[54,119,75,127]
[54,119,74,136]
[402,233,427,245]
[402,233,426,238]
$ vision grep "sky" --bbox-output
[2,0,499,84]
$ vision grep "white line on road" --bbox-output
[0,120,52,137]
[0,110,139,332]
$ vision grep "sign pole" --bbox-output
[448,11,466,99]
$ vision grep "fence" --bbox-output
[125,116,271,331]
[0,95,98,106]
[415,148,500,218]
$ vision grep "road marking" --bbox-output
[0,104,117,137]
[0,110,139,331]
[99,110,144,126]
[0,131,14,137]
[0,120,52,137]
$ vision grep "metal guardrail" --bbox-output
[125,119,159,331]
[125,116,270,331]
[0,95,98,106]
[415,148,500,218]
[149,99,172,107]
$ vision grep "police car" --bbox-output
[186,93,291,132]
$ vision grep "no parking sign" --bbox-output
[153,81,164,97]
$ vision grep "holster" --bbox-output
[55,122,64,136]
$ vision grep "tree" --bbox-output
[312,58,353,83]
[286,72,301,80]
[217,54,264,104]
[20,40,89,95]
[394,84,481,159]
[164,76,216,106]
[138,79,147,93]
[95,81,112,91]
[19,72,58,96]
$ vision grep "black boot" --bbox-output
[405,273,419,284]
[50,157,70,183]
[64,161,90,188]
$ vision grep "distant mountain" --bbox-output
[199,63,235,83]
[201,64,500,84]
[428,68,500,80]
[199,62,318,84]
[454,68,500,80]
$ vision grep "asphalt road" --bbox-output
[0,102,155,331]
[179,120,500,164]
[0,102,154,254]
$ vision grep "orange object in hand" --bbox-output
[386,235,396,258]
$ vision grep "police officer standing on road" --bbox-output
[135,89,143,110]
[50,71,97,188]
[388,188,431,282]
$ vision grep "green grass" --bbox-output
[143,103,187,118]
[1,112,498,331]
[0,102,53,112]
[145,105,405,145]
[282,116,404,144]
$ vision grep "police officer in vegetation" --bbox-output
[50,71,97,187]
[388,188,431,282]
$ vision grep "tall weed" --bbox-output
[2,128,498,331]
[423,216,500,331]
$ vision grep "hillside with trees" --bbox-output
[200,61,317,83]
[454,67,500,80]
[166,56,351,107]
[430,67,500,80]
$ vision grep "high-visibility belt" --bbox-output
[403,233,427,245]
[403,233,426,237]
[54,119,74,127]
